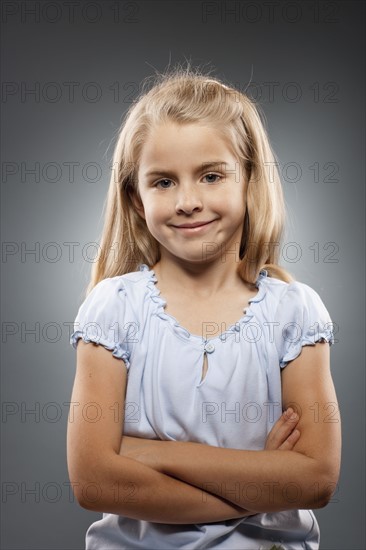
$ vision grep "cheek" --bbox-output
[224,193,245,212]
[143,200,166,226]
[147,194,171,213]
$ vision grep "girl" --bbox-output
[67,66,341,549]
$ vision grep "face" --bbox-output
[134,121,247,266]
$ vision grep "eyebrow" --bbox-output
[143,161,229,178]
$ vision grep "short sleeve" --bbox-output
[274,281,335,369]
[69,277,132,370]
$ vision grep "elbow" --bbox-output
[67,458,113,512]
[318,473,340,509]
[312,484,337,509]
[74,482,92,510]
[70,453,133,513]
[68,474,99,510]
[310,464,340,509]
[74,487,89,510]
[67,460,87,509]
[72,476,107,512]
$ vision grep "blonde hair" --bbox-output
[85,63,295,296]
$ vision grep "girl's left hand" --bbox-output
[264,408,300,451]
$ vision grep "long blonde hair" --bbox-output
[86,64,295,296]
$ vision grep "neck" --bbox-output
[151,257,252,298]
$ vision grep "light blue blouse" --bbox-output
[70,263,335,550]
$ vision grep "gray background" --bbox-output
[1,0,365,548]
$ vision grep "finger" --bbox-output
[281,428,300,450]
[265,409,300,450]
[272,409,299,441]
[278,429,300,451]
[284,407,299,423]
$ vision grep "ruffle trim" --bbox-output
[70,331,131,370]
[280,329,335,369]
[138,263,268,342]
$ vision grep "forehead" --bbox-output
[138,121,238,169]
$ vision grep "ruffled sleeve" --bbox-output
[69,277,132,370]
[274,281,335,369]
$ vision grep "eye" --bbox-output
[154,179,173,189]
[203,173,222,184]
[152,173,222,189]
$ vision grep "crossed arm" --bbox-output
[119,342,341,514]
[68,341,341,523]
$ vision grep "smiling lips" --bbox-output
[171,219,218,234]
[173,220,215,228]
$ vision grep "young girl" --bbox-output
[67,66,341,549]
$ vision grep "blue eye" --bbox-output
[155,179,172,189]
[203,173,221,183]
[153,173,222,189]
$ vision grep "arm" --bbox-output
[119,405,301,469]
[121,343,341,513]
[67,341,254,523]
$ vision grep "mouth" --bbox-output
[173,219,216,228]
[171,219,217,233]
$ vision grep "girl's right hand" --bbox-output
[264,408,300,451]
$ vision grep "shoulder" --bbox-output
[260,275,328,315]
[70,267,151,363]
[71,267,151,329]
[258,275,334,339]
[259,276,335,368]
[76,265,157,333]
[85,266,150,302]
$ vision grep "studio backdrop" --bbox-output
[1,1,365,549]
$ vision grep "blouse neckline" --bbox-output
[138,263,268,343]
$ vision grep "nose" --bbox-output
[175,181,203,214]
